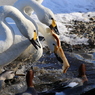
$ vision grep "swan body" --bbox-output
[14,0,60,35]
[18,22,56,61]
[13,0,70,73]
[37,22,70,73]
[0,5,42,67]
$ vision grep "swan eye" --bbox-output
[53,43,55,46]
[33,30,38,40]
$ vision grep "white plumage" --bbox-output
[0,5,42,67]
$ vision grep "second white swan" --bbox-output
[14,0,60,35]
[0,5,42,68]
[13,0,70,73]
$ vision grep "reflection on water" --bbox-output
[72,49,95,64]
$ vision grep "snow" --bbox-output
[1,0,95,45]
[65,82,78,88]
[30,0,95,45]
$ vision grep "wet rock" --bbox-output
[87,39,95,48]
[89,17,95,21]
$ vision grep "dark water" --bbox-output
[0,48,95,95]
[24,49,95,94]
[31,48,95,95]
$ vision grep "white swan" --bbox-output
[0,5,42,67]
[0,15,14,53]
[36,27,70,73]
[14,0,60,35]
[23,0,43,15]
[13,0,70,73]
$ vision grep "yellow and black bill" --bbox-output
[54,45,70,73]
[54,52,63,63]
[52,32,70,73]
[29,30,41,50]
[49,18,60,35]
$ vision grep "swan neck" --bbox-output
[0,6,26,26]
[0,5,36,40]
[14,0,43,14]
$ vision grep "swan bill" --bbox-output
[49,18,60,35]
[29,39,41,50]
[33,30,38,40]
[54,52,63,63]
[54,46,70,73]
[52,31,70,73]
[29,30,41,50]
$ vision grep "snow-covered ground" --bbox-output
[1,0,95,45]
[42,0,95,45]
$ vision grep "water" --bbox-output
[0,47,95,95]
[73,53,95,65]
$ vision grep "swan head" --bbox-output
[49,18,60,35]
[29,30,41,50]
[45,29,70,73]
